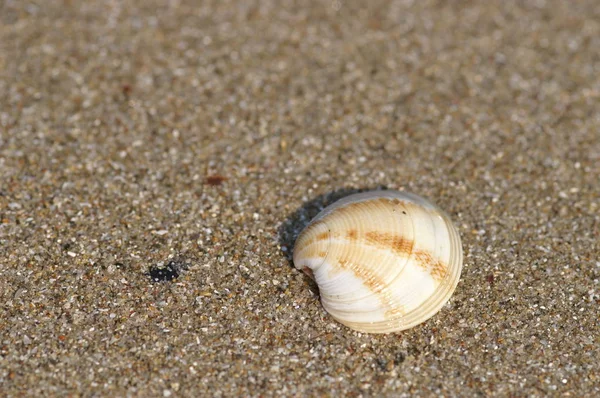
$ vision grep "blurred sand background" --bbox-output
[1,0,599,396]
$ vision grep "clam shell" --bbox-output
[293,190,463,333]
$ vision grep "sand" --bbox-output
[1,0,599,396]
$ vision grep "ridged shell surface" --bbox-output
[293,190,463,333]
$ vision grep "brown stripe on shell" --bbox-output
[362,231,447,281]
[293,220,328,253]
[323,198,448,281]
[330,196,408,216]
[413,251,448,281]
[295,197,408,254]
[336,257,406,319]
[316,232,329,240]
[296,197,448,281]
[364,231,414,255]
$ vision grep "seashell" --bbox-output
[293,190,463,333]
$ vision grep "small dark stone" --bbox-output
[149,261,180,282]
[122,84,132,95]
[205,175,228,186]
[375,358,388,371]
[394,352,406,365]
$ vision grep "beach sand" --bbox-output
[1,1,599,396]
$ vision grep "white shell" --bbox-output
[293,190,463,333]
